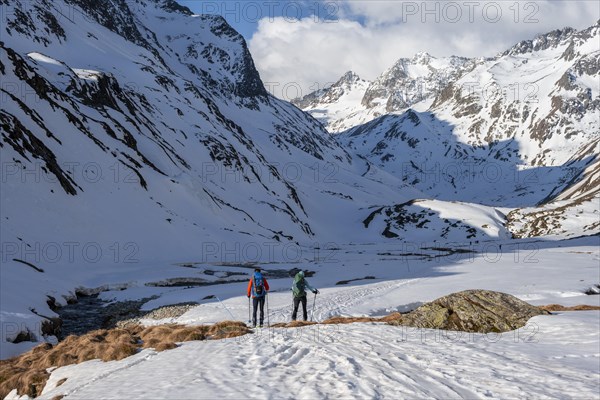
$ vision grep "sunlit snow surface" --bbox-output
[3,237,599,399]
[32,312,599,400]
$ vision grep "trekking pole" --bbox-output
[215,296,236,320]
[310,292,317,322]
[266,293,271,328]
[248,296,251,324]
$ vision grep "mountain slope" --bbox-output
[1,0,415,253]
[0,0,439,356]
[292,71,374,133]
[298,22,600,238]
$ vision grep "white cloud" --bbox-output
[249,0,599,100]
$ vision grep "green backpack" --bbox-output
[292,274,306,298]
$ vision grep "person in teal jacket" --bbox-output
[291,270,318,321]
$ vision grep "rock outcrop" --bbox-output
[390,290,548,333]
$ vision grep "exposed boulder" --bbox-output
[390,290,548,333]
[40,318,63,339]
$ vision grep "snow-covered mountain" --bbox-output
[297,22,600,238]
[362,52,473,113]
[293,53,476,133]
[1,0,512,354]
[292,71,372,133]
[1,0,422,255]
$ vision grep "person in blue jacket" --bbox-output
[247,268,270,327]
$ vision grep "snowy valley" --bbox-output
[0,1,598,399]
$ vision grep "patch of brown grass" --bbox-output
[0,329,139,399]
[268,312,405,328]
[379,312,403,322]
[0,362,48,399]
[321,312,403,325]
[154,342,178,352]
[288,321,317,328]
[207,321,250,339]
[539,304,600,312]
[135,321,249,348]
[0,321,251,399]
[138,324,207,347]
[321,316,378,324]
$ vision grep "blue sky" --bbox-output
[178,0,340,39]
[177,1,599,100]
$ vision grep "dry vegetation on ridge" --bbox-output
[0,321,249,399]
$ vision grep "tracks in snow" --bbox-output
[265,278,423,324]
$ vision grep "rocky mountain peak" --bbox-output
[156,0,193,15]
[384,58,411,76]
[574,19,600,43]
[411,51,433,64]
[291,71,368,109]
[361,53,472,112]
[337,71,362,85]
[502,26,577,56]
[5,0,268,100]
[202,15,268,98]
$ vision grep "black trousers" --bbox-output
[292,295,308,321]
[252,296,265,325]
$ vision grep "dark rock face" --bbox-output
[199,14,268,99]
[391,290,547,333]
[233,39,268,99]
[10,329,37,343]
[362,201,484,241]
[0,105,79,196]
[65,0,149,47]
[41,318,63,338]
[158,0,193,15]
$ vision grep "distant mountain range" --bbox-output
[295,21,600,238]
[293,53,475,132]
